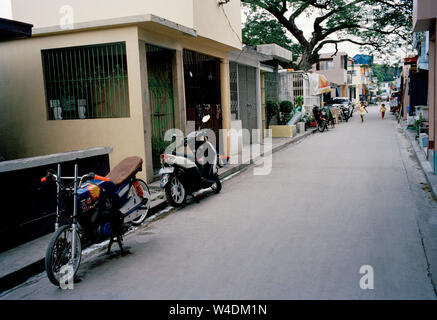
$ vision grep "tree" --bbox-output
[372,63,398,82]
[241,0,412,71]
[243,12,302,61]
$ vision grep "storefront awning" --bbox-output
[308,73,331,95]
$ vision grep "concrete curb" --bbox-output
[0,129,317,294]
[400,124,437,200]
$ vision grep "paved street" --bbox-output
[2,105,437,299]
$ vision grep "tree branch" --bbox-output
[314,38,382,55]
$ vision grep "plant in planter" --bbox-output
[295,96,304,110]
[306,115,317,127]
[266,100,279,129]
[279,100,294,125]
[414,115,424,137]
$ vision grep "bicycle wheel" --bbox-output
[45,225,82,287]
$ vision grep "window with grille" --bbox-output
[317,59,334,71]
[42,42,130,120]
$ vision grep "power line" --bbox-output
[220,5,242,44]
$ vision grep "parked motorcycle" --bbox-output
[339,106,350,122]
[313,106,329,132]
[159,105,226,207]
[41,157,151,287]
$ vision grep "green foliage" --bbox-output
[295,96,304,107]
[279,100,294,124]
[266,100,279,128]
[372,64,398,82]
[241,0,413,70]
[415,115,424,134]
[266,100,279,117]
[243,13,292,50]
[280,100,294,114]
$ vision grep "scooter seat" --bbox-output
[106,156,143,186]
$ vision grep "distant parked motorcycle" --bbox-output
[339,106,350,122]
[41,157,151,287]
[313,106,329,132]
[160,104,227,207]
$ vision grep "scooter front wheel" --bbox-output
[211,175,222,194]
[317,121,326,132]
[165,176,187,208]
[45,225,82,287]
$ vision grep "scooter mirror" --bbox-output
[202,115,211,123]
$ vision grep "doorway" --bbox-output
[146,44,176,172]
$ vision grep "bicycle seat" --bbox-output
[106,156,143,186]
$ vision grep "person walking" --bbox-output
[359,101,368,123]
[380,103,386,120]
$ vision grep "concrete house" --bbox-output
[227,44,293,147]
[312,52,350,99]
[228,47,267,147]
[349,55,374,104]
[0,0,242,182]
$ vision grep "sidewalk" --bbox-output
[0,129,316,294]
[400,121,437,200]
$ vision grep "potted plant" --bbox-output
[295,96,304,112]
[414,115,424,137]
[279,100,294,125]
[266,100,279,129]
[307,115,317,127]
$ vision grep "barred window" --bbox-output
[42,42,130,120]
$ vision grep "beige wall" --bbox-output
[312,52,347,86]
[12,0,195,29]
[193,0,242,50]
[0,13,238,180]
[12,0,242,50]
[0,26,148,180]
[138,25,233,155]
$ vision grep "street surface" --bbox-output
[2,105,437,299]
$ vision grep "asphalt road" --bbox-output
[2,105,437,299]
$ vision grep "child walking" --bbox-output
[359,102,368,123]
[380,104,386,120]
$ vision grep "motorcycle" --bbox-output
[159,104,226,207]
[41,156,151,287]
[339,106,350,122]
[313,106,329,132]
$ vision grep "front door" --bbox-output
[146,44,175,172]
[238,64,257,145]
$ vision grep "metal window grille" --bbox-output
[42,42,130,120]
[229,62,239,119]
[264,70,278,103]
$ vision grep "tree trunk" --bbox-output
[297,49,317,72]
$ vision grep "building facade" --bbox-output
[0,0,242,182]
[312,52,350,99]
[413,0,437,174]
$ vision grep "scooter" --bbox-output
[41,157,151,287]
[159,105,226,207]
[313,106,329,132]
[339,106,350,122]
